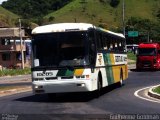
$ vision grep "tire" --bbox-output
[94,74,102,98]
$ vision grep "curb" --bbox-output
[148,85,160,99]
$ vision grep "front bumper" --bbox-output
[32,80,93,94]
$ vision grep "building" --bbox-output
[0,28,31,69]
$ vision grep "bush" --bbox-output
[153,86,160,94]
[0,68,31,77]
[110,0,120,7]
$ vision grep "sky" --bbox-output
[0,0,7,4]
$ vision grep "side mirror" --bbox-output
[34,59,39,67]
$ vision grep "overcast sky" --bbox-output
[0,0,7,4]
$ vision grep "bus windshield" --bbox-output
[32,31,89,67]
[138,48,157,56]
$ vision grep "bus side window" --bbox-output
[103,34,107,50]
[88,30,96,65]
[109,37,114,51]
[100,33,105,50]
[107,36,111,51]
[96,31,104,50]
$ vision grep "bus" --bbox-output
[126,44,138,54]
[31,23,128,97]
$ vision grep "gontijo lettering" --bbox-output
[115,56,127,62]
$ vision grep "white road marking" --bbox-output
[134,86,160,103]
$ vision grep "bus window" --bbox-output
[88,30,96,65]
[96,31,104,50]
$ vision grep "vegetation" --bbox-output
[44,0,160,42]
[0,86,26,91]
[1,0,73,19]
[153,86,160,94]
[127,52,136,61]
[0,68,31,77]
[126,17,160,43]
[0,0,160,40]
[0,6,19,27]
[45,0,159,25]
[110,0,120,8]
[127,52,136,64]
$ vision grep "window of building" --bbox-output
[1,38,11,45]
[16,52,21,61]
[2,53,11,61]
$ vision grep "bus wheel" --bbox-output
[95,74,102,98]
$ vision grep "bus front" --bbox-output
[31,24,95,94]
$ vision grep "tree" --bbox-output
[110,0,120,7]
[2,0,72,19]
[126,17,160,43]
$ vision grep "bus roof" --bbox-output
[32,23,125,38]
[32,23,95,34]
[96,27,125,38]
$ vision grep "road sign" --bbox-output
[128,31,139,37]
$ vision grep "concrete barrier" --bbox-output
[148,85,160,99]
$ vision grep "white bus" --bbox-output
[31,23,128,97]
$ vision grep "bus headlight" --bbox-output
[76,75,85,79]
[35,85,43,89]
[34,78,44,81]
[75,75,90,79]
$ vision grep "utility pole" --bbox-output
[19,18,25,69]
[122,0,127,50]
[147,32,150,42]
[123,0,125,36]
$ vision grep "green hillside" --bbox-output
[0,6,19,27]
[45,0,160,30]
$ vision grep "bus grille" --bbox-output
[45,77,57,80]
[61,76,73,79]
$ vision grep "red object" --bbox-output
[136,43,160,70]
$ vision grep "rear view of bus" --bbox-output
[31,23,128,97]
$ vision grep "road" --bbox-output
[0,70,160,120]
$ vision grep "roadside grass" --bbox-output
[45,0,159,28]
[153,86,160,94]
[127,52,136,64]
[0,68,31,77]
[0,86,23,91]
[0,6,19,26]
[127,52,136,61]
[128,61,136,65]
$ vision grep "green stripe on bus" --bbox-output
[65,69,74,76]
[57,69,74,76]
[103,53,114,85]
[57,69,66,76]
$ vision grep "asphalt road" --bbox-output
[0,70,160,120]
